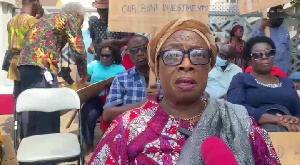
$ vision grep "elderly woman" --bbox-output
[18,2,88,138]
[228,36,300,132]
[88,18,280,165]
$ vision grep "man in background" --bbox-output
[252,5,291,74]
[102,35,161,122]
[205,44,242,99]
[89,0,129,54]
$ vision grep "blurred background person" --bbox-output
[7,0,40,99]
[252,5,291,74]
[82,43,125,156]
[89,0,129,54]
[205,44,242,99]
[224,25,248,71]
[35,3,44,19]
[227,36,300,132]
[17,2,88,138]
[83,16,98,64]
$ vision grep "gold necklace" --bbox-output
[182,99,207,121]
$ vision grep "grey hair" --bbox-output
[62,2,86,18]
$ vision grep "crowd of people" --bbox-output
[3,0,300,164]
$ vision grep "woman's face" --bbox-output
[235,28,244,38]
[99,47,114,66]
[158,30,211,103]
[251,43,275,74]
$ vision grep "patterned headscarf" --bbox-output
[148,18,218,77]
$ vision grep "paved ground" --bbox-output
[0,110,103,165]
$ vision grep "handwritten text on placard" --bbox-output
[109,0,210,33]
[269,133,300,165]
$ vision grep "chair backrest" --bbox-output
[16,88,80,113]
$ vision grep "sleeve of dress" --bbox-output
[252,26,265,37]
[65,16,87,79]
[248,118,281,165]
[89,118,128,165]
[103,76,125,109]
[227,73,265,122]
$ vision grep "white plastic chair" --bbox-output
[15,88,83,165]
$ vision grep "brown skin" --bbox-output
[218,44,236,61]
[158,30,209,121]
[102,37,159,122]
[251,43,300,131]
[20,2,37,17]
[260,13,284,31]
[224,27,244,49]
[127,38,149,77]
[234,28,244,39]
[99,47,114,66]
[215,44,236,99]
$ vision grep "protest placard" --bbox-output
[269,132,300,165]
[239,0,290,15]
[108,0,210,33]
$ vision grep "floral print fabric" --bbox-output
[19,12,87,78]
[89,99,280,165]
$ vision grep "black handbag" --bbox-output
[2,50,12,72]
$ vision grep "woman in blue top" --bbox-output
[227,36,300,132]
[82,43,125,155]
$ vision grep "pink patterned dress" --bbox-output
[88,99,280,165]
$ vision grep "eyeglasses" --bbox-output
[100,54,112,58]
[218,52,232,61]
[129,45,147,55]
[160,48,212,66]
[251,49,275,60]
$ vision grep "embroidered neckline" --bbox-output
[255,79,282,88]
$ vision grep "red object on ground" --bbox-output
[245,66,288,78]
[0,94,15,115]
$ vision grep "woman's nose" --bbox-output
[178,56,195,72]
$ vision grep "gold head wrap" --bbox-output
[148,18,217,77]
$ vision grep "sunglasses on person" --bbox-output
[160,48,212,66]
[251,49,275,60]
[129,45,147,55]
[100,54,112,58]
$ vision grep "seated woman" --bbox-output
[82,43,125,155]
[88,18,280,165]
[227,36,300,132]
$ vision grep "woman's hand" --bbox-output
[277,120,300,132]
[276,114,298,124]
[147,85,160,99]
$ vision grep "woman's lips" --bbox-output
[175,77,197,91]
